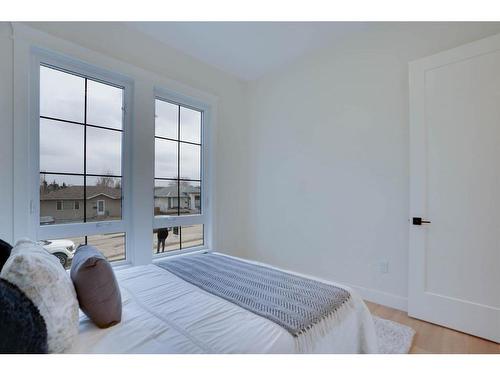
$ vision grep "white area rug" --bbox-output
[373,316,416,354]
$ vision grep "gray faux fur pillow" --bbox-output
[70,245,122,328]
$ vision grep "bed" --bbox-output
[68,253,378,354]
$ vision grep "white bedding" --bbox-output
[68,254,378,354]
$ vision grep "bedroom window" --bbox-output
[39,66,123,225]
[43,232,126,270]
[154,100,201,217]
[35,56,131,266]
[153,92,209,255]
[152,224,204,254]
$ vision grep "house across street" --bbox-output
[40,185,122,224]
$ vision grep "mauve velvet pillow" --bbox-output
[70,245,122,328]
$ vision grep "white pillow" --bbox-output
[0,239,79,353]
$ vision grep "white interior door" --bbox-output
[409,34,500,343]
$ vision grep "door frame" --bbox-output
[409,33,500,343]
[97,199,105,216]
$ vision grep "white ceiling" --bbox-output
[126,22,370,81]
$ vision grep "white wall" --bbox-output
[0,22,251,259]
[243,22,500,309]
[0,24,14,243]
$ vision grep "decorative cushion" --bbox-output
[0,239,79,353]
[0,239,12,272]
[70,245,122,328]
[0,278,48,353]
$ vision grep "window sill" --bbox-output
[111,260,133,271]
[152,246,210,263]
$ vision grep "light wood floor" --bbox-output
[365,301,500,354]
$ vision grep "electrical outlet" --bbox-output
[379,261,389,274]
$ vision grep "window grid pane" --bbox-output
[86,79,123,130]
[39,66,124,236]
[154,138,178,179]
[155,98,202,218]
[155,100,178,139]
[153,225,203,255]
[43,232,126,270]
[40,118,84,174]
[40,65,85,123]
[180,106,202,144]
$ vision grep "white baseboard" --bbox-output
[344,283,408,312]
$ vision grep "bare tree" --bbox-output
[40,174,48,194]
[95,170,118,188]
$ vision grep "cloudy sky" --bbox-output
[155,99,201,180]
[39,66,201,186]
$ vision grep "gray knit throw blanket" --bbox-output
[156,253,351,337]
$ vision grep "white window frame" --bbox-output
[153,87,213,257]
[56,201,63,211]
[13,26,217,267]
[29,48,133,266]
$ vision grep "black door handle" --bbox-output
[412,217,431,225]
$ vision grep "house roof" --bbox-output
[154,184,200,198]
[40,186,121,200]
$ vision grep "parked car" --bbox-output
[40,216,55,225]
[38,239,76,268]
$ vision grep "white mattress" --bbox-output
[68,254,378,353]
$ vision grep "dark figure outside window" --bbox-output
[157,228,169,253]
